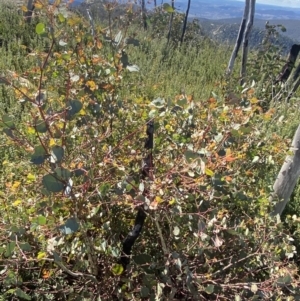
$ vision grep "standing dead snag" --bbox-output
[226,0,250,76]
[273,44,300,102]
[240,0,256,85]
[180,0,191,45]
[270,125,300,216]
[25,0,35,24]
[119,120,154,269]
[275,44,300,84]
[226,0,256,82]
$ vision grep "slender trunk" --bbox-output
[180,0,191,45]
[275,44,300,84]
[141,0,147,30]
[270,124,300,216]
[226,0,250,76]
[154,0,157,7]
[273,45,300,102]
[284,65,300,102]
[240,0,256,85]
[25,0,34,24]
[167,0,175,44]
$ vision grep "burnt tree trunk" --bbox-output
[180,0,191,45]
[141,0,147,30]
[273,44,300,102]
[275,44,300,84]
[167,0,175,44]
[226,0,250,76]
[25,0,34,24]
[240,0,256,85]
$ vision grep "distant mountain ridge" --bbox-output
[199,18,298,54]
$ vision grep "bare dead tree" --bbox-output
[141,0,147,30]
[226,0,256,81]
[226,0,250,76]
[240,0,256,85]
[270,125,300,216]
[180,0,191,45]
[275,44,300,84]
[25,0,35,24]
[167,0,175,44]
[273,44,300,102]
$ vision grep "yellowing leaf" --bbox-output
[96,40,103,49]
[250,97,259,104]
[12,199,22,207]
[111,264,124,275]
[205,168,214,177]
[2,160,9,165]
[27,173,36,182]
[79,109,86,116]
[21,5,28,12]
[35,2,43,9]
[49,138,56,147]
[165,124,174,132]
[37,251,47,260]
[42,269,51,279]
[86,80,98,91]
[155,196,163,203]
[27,127,36,135]
[12,181,21,191]
[169,198,176,205]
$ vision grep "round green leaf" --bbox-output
[163,3,175,13]
[51,145,64,163]
[31,146,47,165]
[42,173,64,192]
[4,241,16,257]
[15,288,31,300]
[140,286,150,298]
[205,284,215,294]
[1,114,15,129]
[59,217,80,235]
[36,22,45,35]
[111,264,124,276]
[37,215,47,226]
[66,99,83,120]
[185,150,198,162]
[20,242,32,252]
[133,254,152,265]
[55,167,71,181]
[35,119,47,133]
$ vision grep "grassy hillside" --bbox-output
[1,1,300,301]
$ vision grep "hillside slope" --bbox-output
[199,18,298,53]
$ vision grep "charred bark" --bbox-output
[180,0,191,45]
[226,0,250,76]
[240,0,256,85]
[119,120,154,269]
[274,44,300,84]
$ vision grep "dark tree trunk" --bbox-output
[240,0,256,85]
[119,120,154,269]
[226,0,250,76]
[141,0,147,30]
[275,44,300,84]
[25,0,35,24]
[167,0,175,44]
[180,0,191,45]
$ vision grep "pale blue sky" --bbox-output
[235,0,300,8]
